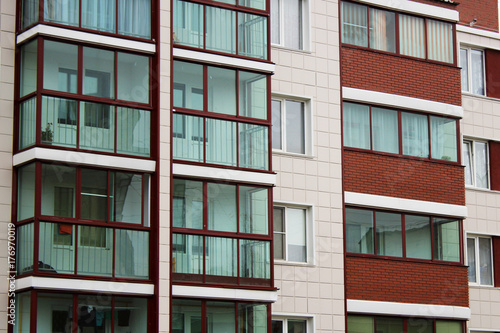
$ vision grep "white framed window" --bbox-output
[460,47,485,95]
[271,0,308,50]
[273,204,313,263]
[463,139,489,189]
[272,97,311,155]
[467,235,493,286]
[272,316,314,333]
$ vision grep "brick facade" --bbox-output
[457,0,498,32]
[345,256,469,307]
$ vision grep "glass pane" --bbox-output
[479,238,492,285]
[206,236,237,277]
[435,321,462,333]
[41,96,78,147]
[206,6,236,54]
[283,0,302,49]
[173,179,203,229]
[83,47,115,98]
[239,0,265,10]
[81,169,108,221]
[399,14,425,59]
[207,302,236,332]
[172,299,203,333]
[272,100,282,150]
[347,316,374,333]
[173,0,204,48]
[408,318,433,333]
[115,229,149,278]
[405,215,431,260]
[467,238,476,282]
[343,102,370,150]
[206,118,237,166]
[117,53,150,103]
[240,186,268,234]
[270,0,280,45]
[239,71,267,119]
[14,292,31,333]
[117,107,150,156]
[288,320,307,333]
[341,2,368,47]
[431,116,457,162]
[369,8,395,52]
[79,102,115,152]
[208,183,237,232]
[239,123,269,170]
[239,304,267,333]
[78,294,112,329]
[172,114,204,162]
[285,100,305,154]
[21,0,38,29]
[208,67,236,115]
[238,13,268,59]
[460,48,468,92]
[37,293,73,333]
[272,320,284,333]
[118,0,152,38]
[173,234,203,275]
[402,112,429,158]
[19,97,37,149]
[17,163,35,221]
[376,212,402,257]
[44,0,79,26]
[346,208,374,254]
[16,223,34,274]
[82,0,116,32]
[173,61,204,110]
[20,40,38,97]
[471,50,484,95]
[433,218,460,262]
[240,240,271,279]
[376,317,404,333]
[474,141,488,188]
[462,141,473,185]
[287,208,306,262]
[39,222,74,274]
[427,19,453,63]
[114,297,148,331]
[77,226,113,276]
[273,207,285,260]
[372,107,398,154]
[43,41,78,93]
[111,172,143,223]
[41,164,76,218]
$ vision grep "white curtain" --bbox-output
[369,8,395,52]
[44,0,79,26]
[479,238,493,285]
[341,1,367,47]
[430,116,457,161]
[82,0,115,32]
[474,141,489,188]
[460,48,469,91]
[119,0,151,38]
[463,142,473,185]
[343,102,370,150]
[206,7,236,54]
[471,50,485,95]
[372,107,398,153]
[399,14,425,59]
[427,19,453,63]
[402,112,429,157]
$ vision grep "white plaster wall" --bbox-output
[271,0,344,331]
[0,0,16,331]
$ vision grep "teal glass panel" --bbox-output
[114,297,148,331]
[208,67,236,115]
[433,218,460,262]
[240,239,270,279]
[41,164,76,218]
[173,0,203,48]
[173,61,204,111]
[19,97,36,150]
[81,168,108,221]
[79,102,115,152]
[343,102,370,149]
[115,229,149,278]
[173,179,203,229]
[239,123,268,170]
[37,294,73,332]
[207,183,237,232]
[172,299,202,333]
[39,222,75,274]
[172,114,204,162]
[118,0,152,38]
[172,233,203,275]
[431,116,457,162]
[111,172,143,224]
[83,47,115,99]
[20,40,37,97]
[77,226,113,276]
[116,107,150,156]
[41,96,78,148]
[239,0,266,10]
[16,223,34,274]
[14,292,31,333]
[21,0,38,29]
[206,302,235,332]
[206,118,237,166]
[405,215,431,260]
[376,212,402,257]
[82,0,115,32]
[206,237,237,277]
[17,163,35,221]
[44,0,79,26]
[206,6,236,54]
[346,208,374,254]
[117,52,150,104]
[239,71,267,119]
[239,186,268,234]
[238,304,267,333]
[347,316,374,333]
[238,13,267,59]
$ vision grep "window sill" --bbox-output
[468,283,497,289]
[461,91,495,100]
[272,150,314,159]
[465,185,500,194]
[274,260,314,267]
[271,44,311,54]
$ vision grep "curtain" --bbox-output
[369,8,395,52]
[467,238,476,282]
[172,0,203,48]
[119,0,151,38]
[283,0,302,49]
[471,50,485,95]
[399,14,425,59]
[21,0,39,29]
[341,1,367,47]
[430,116,457,161]
[206,118,237,166]
[402,112,429,158]
[427,19,453,63]
[270,0,280,44]
[460,48,469,91]
[82,0,115,33]
[343,102,370,150]
[474,141,488,188]
[44,0,79,26]
[462,142,473,185]
[372,107,398,153]
[206,7,236,54]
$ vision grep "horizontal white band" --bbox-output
[16,276,155,295]
[17,24,156,54]
[353,0,458,22]
[173,48,275,74]
[347,299,470,320]
[344,192,468,218]
[458,25,500,42]
[172,285,278,302]
[342,87,463,118]
[13,147,156,172]
[173,163,276,186]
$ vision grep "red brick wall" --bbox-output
[346,256,469,307]
[485,49,500,99]
[489,141,500,191]
[344,150,465,206]
[457,0,498,32]
[341,47,462,106]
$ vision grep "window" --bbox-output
[272,317,312,333]
[341,1,454,64]
[467,236,493,285]
[347,315,463,333]
[460,47,485,95]
[272,98,309,154]
[463,139,489,188]
[343,102,458,162]
[271,0,306,50]
[273,205,311,263]
[345,208,461,262]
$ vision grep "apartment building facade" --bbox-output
[0,0,498,332]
